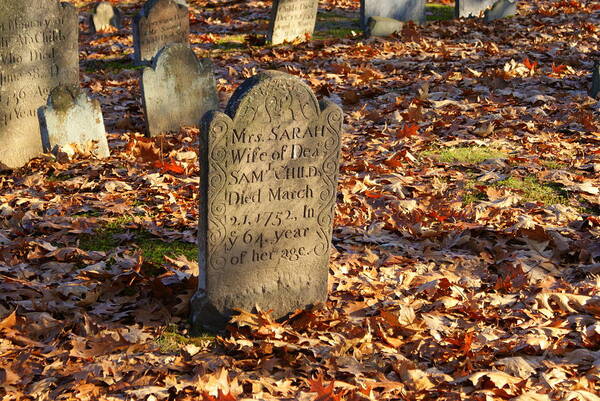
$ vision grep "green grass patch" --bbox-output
[422,146,507,164]
[495,176,569,206]
[156,324,214,353]
[426,3,455,21]
[83,58,142,73]
[314,27,358,40]
[541,160,568,170]
[79,217,197,266]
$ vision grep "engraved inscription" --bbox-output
[0,1,79,168]
[133,0,189,63]
[269,0,318,45]
[193,71,343,331]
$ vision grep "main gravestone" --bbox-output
[268,0,319,45]
[133,0,190,64]
[191,71,343,332]
[0,0,78,169]
[141,43,218,136]
[360,0,424,27]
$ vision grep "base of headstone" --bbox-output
[483,0,517,21]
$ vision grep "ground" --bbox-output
[1,0,600,400]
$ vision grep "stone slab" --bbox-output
[0,0,79,169]
[191,71,343,332]
[366,16,404,37]
[90,2,123,33]
[141,43,218,136]
[268,0,319,45]
[133,0,190,64]
[360,0,424,27]
[455,0,497,18]
[40,85,110,158]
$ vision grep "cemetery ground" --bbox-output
[2,0,600,399]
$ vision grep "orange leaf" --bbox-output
[364,190,384,199]
[153,159,185,174]
[551,63,567,74]
[309,375,342,401]
[201,390,237,401]
[397,123,419,138]
[523,58,538,71]
[0,310,17,330]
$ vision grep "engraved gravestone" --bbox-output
[40,86,110,158]
[141,43,218,136]
[0,0,79,169]
[360,0,425,27]
[455,0,497,17]
[133,0,190,64]
[191,71,343,332]
[268,0,319,45]
[90,2,123,33]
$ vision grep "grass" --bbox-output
[79,216,198,266]
[156,324,214,353]
[314,27,358,40]
[541,160,568,170]
[422,146,507,164]
[426,3,455,21]
[83,58,142,73]
[461,176,571,206]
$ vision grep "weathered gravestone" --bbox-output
[141,43,218,136]
[191,71,343,332]
[0,0,78,169]
[40,86,110,158]
[90,2,123,33]
[268,0,319,45]
[133,0,189,64]
[484,0,517,22]
[360,0,424,27]
[455,0,497,18]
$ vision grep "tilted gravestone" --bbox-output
[40,86,110,158]
[455,0,497,18]
[0,0,79,169]
[268,0,319,45]
[90,2,123,33]
[133,0,190,64]
[360,0,424,27]
[141,43,218,136]
[191,71,343,332]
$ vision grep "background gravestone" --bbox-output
[141,43,218,136]
[191,71,343,332]
[484,0,518,21]
[133,0,190,64]
[268,0,319,45]
[40,86,110,158]
[90,2,123,33]
[0,0,78,169]
[360,0,424,27]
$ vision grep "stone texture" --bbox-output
[0,0,79,169]
[484,0,517,21]
[191,71,343,332]
[141,43,218,136]
[590,62,600,98]
[360,0,424,27]
[268,0,319,45]
[90,2,123,33]
[40,85,109,158]
[455,0,496,18]
[133,0,189,64]
[366,16,404,37]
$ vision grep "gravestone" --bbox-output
[133,0,190,64]
[455,0,496,18]
[484,0,517,22]
[141,43,218,136]
[360,0,424,27]
[0,0,79,169]
[40,86,110,158]
[191,71,343,332]
[90,2,123,33]
[268,0,319,45]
